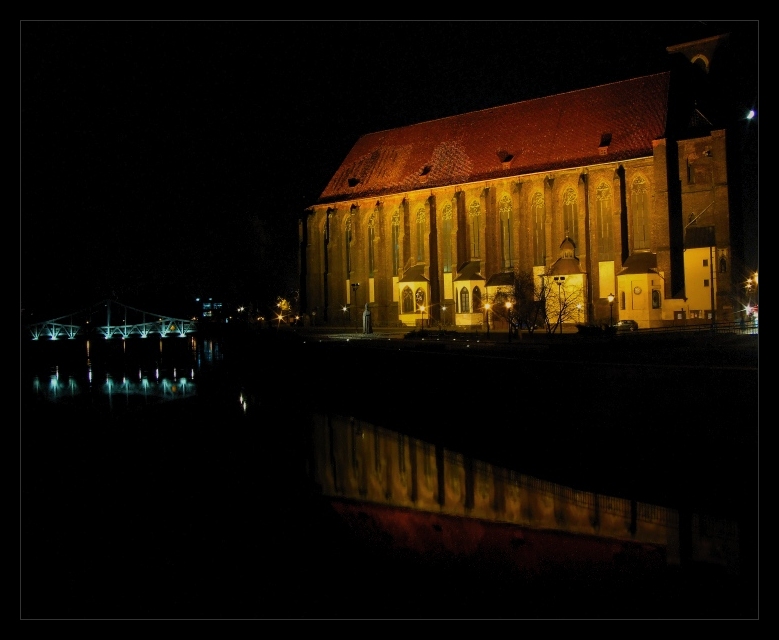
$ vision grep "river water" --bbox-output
[20,329,759,619]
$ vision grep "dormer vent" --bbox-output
[496,150,514,166]
[599,133,612,155]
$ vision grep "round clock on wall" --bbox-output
[633,286,642,295]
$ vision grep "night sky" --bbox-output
[20,20,758,321]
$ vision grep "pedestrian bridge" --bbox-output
[24,299,197,340]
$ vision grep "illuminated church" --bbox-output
[299,34,745,330]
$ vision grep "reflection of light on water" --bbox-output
[27,339,198,408]
[105,374,113,410]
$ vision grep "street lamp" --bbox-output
[441,305,447,327]
[607,293,615,328]
[419,305,426,328]
[342,305,348,328]
[485,302,491,335]
[505,301,512,343]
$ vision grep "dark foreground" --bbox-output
[20,329,759,619]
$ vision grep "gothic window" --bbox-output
[459,287,470,313]
[402,286,414,313]
[473,286,482,313]
[563,187,578,246]
[368,212,376,277]
[392,211,400,276]
[499,194,513,270]
[323,216,330,277]
[469,200,481,258]
[596,182,613,261]
[442,204,453,273]
[415,288,425,310]
[631,175,650,250]
[416,207,426,262]
[652,290,661,309]
[345,216,353,275]
[532,192,545,266]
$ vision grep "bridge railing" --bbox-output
[24,299,198,340]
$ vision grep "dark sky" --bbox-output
[20,20,758,320]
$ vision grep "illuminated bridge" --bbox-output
[24,299,197,341]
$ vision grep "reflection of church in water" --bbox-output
[299,34,743,329]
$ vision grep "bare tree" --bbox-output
[490,269,585,337]
[542,277,585,335]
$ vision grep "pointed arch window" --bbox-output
[416,207,426,262]
[402,286,414,313]
[345,216,353,275]
[469,200,481,258]
[631,176,650,250]
[442,204,453,273]
[459,287,470,313]
[563,187,578,246]
[499,194,514,270]
[323,214,330,277]
[473,286,482,313]
[392,211,400,276]
[415,287,425,310]
[596,182,614,261]
[368,212,376,277]
[532,192,545,266]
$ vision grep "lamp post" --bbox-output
[342,305,348,328]
[441,305,447,327]
[419,305,426,328]
[505,301,512,343]
[485,302,491,336]
[607,293,615,328]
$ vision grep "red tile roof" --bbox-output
[318,72,670,204]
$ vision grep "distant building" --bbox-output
[197,297,228,323]
[300,34,747,329]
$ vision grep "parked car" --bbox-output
[614,319,639,332]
